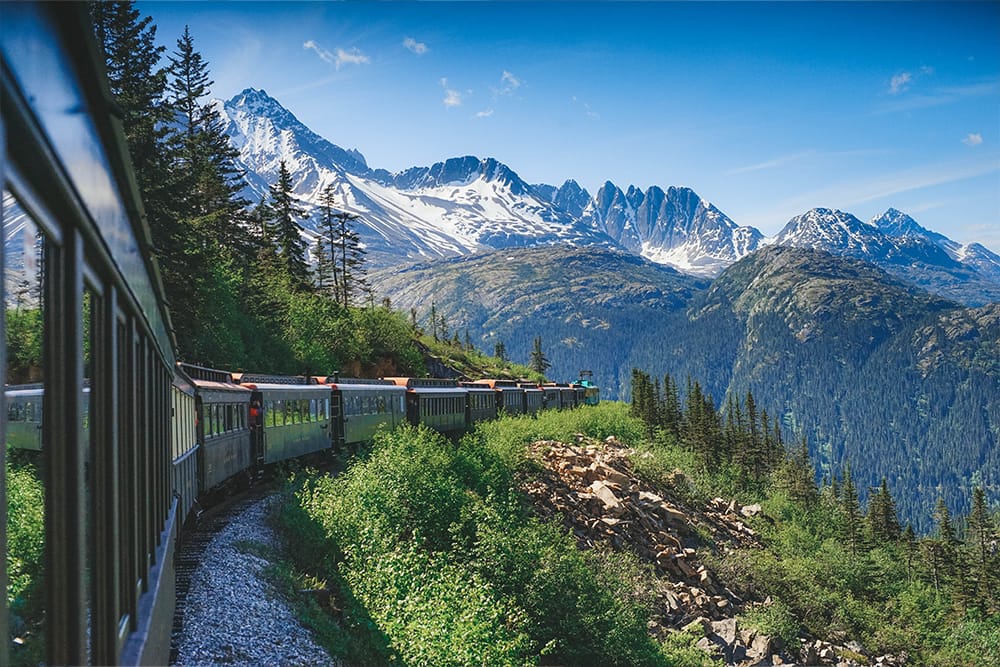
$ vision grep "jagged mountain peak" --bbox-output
[390,155,529,194]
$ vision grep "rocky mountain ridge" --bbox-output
[215,87,1000,303]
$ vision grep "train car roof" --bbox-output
[459,382,497,392]
[326,382,405,393]
[232,373,313,385]
[238,382,331,394]
[383,377,460,389]
[193,380,252,396]
[471,379,521,389]
[313,376,396,386]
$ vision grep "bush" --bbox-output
[280,417,670,665]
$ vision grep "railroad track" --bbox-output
[169,484,273,663]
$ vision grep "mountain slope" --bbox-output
[637,246,999,531]
[370,245,709,398]
[581,182,764,277]
[374,244,999,531]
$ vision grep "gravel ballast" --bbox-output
[171,496,336,666]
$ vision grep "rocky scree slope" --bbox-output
[524,435,906,667]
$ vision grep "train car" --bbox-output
[314,376,406,448]
[385,377,468,433]
[460,381,499,426]
[558,384,578,409]
[517,382,545,415]
[171,370,199,525]
[573,384,586,406]
[540,384,561,411]
[471,379,525,416]
[2,6,183,663]
[5,383,90,452]
[5,384,45,451]
[183,364,253,493]
[578,370,600,406]
[234,374,333,465]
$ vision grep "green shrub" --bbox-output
[280,415,670,665]
[741,599,799,645]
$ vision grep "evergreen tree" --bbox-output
[332,210,367,307]
[265,160,310,288]
[661,372,682,438]
[494,341,506,361]
[773,436,818,506]
[866,478,901,543]
[430,302,439,341]
[529,336,551,375]
[839,463,865,559]
[964,487,998,608]
[90,1,171,215]
[312,236,335,295]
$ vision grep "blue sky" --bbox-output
[142,1,1000,252]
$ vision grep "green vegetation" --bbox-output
[276,406,713,666]
[626,369,1000,665]
[89,1,426,377]
[5,453,45,667]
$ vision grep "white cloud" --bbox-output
[476,109,494,118]
[304,40,370,70]
[403,37,428,55]
[962,132,984,147]
[303,40,335,65]
[334,47,370,69]
[440,78,463,107]
[889,71,912,95]
[500,70,521,94]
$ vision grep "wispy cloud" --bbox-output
[476,109,494,118]
[334,47,370,69]
[403,37,428,55]
[727,149,891,175]
[875,80,1000,114]
[571,96,599,120]
[889,71,913,95]
[728,152,815,175]
[303,40,335,65]
[304,40,370,70]
[962,132,984,147]
[887,65,936,95]
[440,78,463,107]
[500,70,520,94]
[796,159,997,213]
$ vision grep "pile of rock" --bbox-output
[524,436,756,626]
[523,436,910,667]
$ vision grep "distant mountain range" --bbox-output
[215,87,1000,306]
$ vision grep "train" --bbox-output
[0,5,598,665]
[7,366,599,513]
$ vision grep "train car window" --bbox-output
[324,398,331,420]
[273,400,283,427]
[300,400,308,424]
[309,399,317,422]
[4,191,48,660]
[226,404,234,432]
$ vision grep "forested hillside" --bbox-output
[372,246,999,532]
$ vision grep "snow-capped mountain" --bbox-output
[215,87,998,302]
[870,208,1000,283]
[582,182,763,276]
[217,88,614,265]
[774,208,1000,305]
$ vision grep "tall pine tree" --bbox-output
[265,160,310,288]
